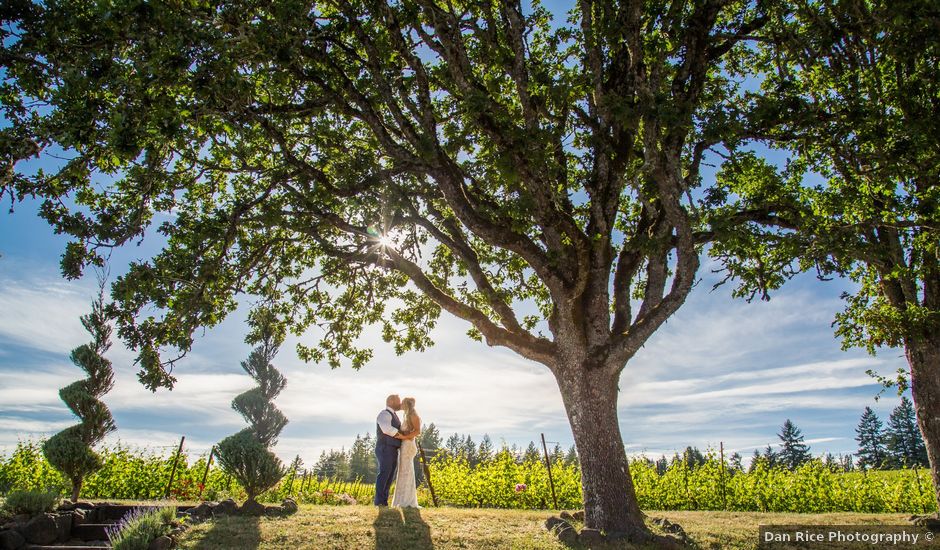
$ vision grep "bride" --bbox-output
[391,396,421,508]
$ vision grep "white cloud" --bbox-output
[0,279,94,353]
[0,267,909,467]
[0,416,73,436]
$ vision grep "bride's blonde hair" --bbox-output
[401,397,417,431]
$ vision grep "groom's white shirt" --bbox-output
[377,406,400,437]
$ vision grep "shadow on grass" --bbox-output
[190,514,261,550]
[374,507,433,550]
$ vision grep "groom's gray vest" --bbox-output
[376,409,402,449]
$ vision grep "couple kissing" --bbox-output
[374,394,421,508]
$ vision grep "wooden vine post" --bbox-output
[541,433,558,510]
[198,445,215,500]
[164,436,186,499]
[416,440,438,507]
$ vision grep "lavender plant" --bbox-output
[107,506,176,550]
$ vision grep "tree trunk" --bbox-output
[907,334,940,513]
[71,479,81,503]
[555,365,653,540]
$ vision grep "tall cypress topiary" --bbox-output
[216,309,287,507]
[43,291,116,502]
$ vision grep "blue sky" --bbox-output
[0,0,915,468]
[0,192,912,467]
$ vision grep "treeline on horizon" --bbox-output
[310,396,928,483]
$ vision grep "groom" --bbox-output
[374,394,405,506]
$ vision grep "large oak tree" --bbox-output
[2,0,775,537]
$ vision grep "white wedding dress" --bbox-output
[391,432,420,508]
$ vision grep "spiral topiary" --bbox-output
[43,291,116,502]
[216,309,287,506]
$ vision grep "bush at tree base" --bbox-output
[215,430,285,503]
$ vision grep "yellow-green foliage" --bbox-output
[429,450,582,509]
[632,456,935,514]
[2,441,935,513]
[430,450,933,513]
[0,441,370,505]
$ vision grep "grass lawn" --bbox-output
[175,504,937,549]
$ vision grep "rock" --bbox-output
[54,513,72,542]
[559,510,574,521]
[911,514,940,533]
[215,499,238,516]
[281,498,298,514]
[20,514,58,545]
[578,528,604,544]
[57,501,94,512]
[544,516,568,532]
[238,500,266,517]
[572,510,584,522]
[556,525,578,544]
[0,530,25,550]
[71,509,87,527]
[148,535,173,550]
[264,506,285,517]
[187,502,214,519]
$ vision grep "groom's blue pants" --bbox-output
[374,443,398,505]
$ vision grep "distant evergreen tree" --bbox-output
[551,443,565,464]
[463,435,478,466]
[729,452,743,472]
[761,445,778,468]
[314,449,350,479]
[748,449,763,473]
[523,441,541,463]
[655,455,669,475]
[445,433,463,457]
[348,434,377,481]
[855,406,888,470]
[418,423,442,451]
[839,453,855,472]
[564,445,579,468]
[43,290,116,502]
[682,446,705,469]
[477,435,494,463]
[823,452,838,472]
[885,396,928,468]
[288,455,303,483]
[777,419,811,470]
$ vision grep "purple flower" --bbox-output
[515,483,527,492]
[106,506,157,542]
